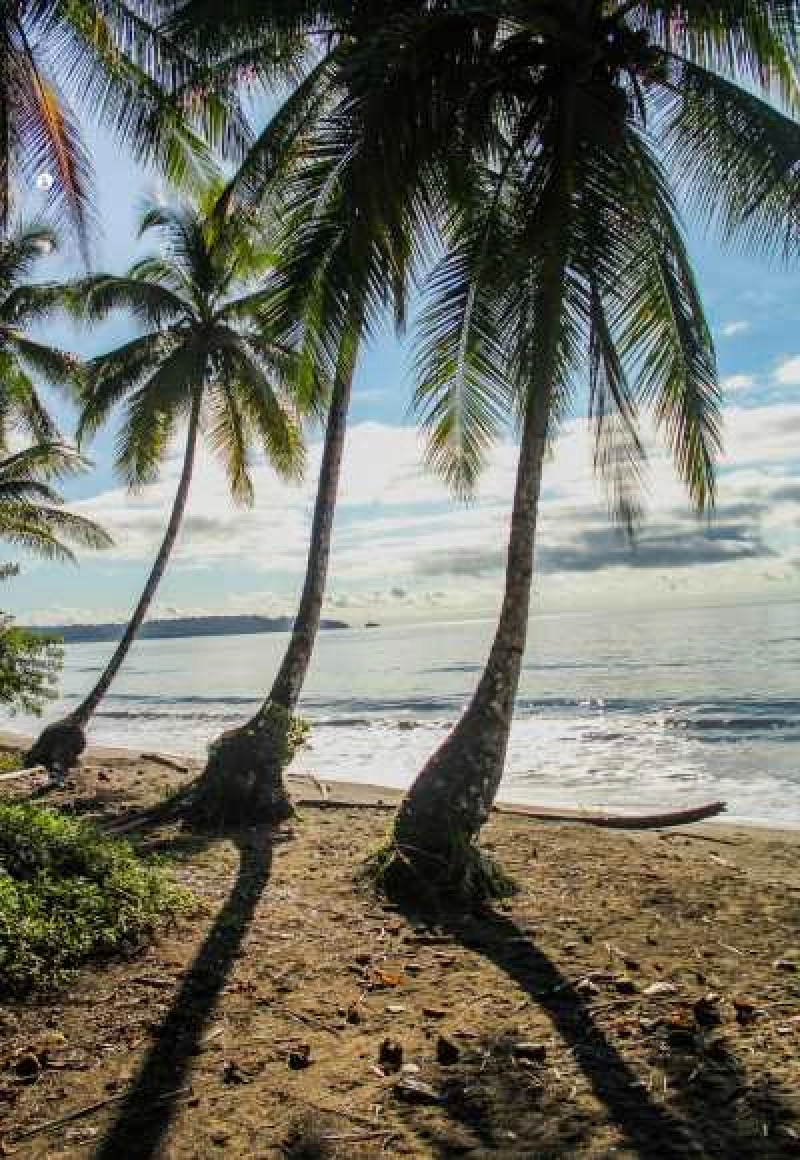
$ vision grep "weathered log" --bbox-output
[293,797,727,830]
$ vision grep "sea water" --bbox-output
[6,601,799,827]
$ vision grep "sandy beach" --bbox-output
[0,739,798,1157]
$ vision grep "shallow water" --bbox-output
[7,601,800,826]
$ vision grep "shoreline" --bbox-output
[2,728,798,837]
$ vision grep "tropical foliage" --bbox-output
[0,0,237,252]
[0,613,62,716]
[0,801,189,993]
[0,441,111,562]
[0,221,80,446]
[0,443,109,718]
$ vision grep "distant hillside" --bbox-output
[26,615,350,644]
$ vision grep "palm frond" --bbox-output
[655,55,800,263]
[636,1,800,113]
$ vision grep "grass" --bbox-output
[0,800,190,995]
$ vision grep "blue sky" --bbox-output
[5,124,800,626]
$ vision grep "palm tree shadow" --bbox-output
[93,826,277,1160]
[394,903,708,1159]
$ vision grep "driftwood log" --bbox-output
[294,796,727,830]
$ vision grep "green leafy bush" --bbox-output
[0,803,189,994]
[0,617,63,715]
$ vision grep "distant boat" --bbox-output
[365,621,381,628]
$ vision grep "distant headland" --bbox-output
[26,615,350,644]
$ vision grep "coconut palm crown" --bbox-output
[0,441,111,562]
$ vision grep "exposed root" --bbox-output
[26,717,87,773]
[185,703,308,830]
[365,828,516,910]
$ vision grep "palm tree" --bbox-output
[176,1,799,888]
[0,0,240,253]
[0,440,111,561]
[165,2,432,826]
[0,220,82,446]
[27,189,306,772]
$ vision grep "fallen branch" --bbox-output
[294,798,727,830]
[275,1005,341,1037]
[321,1130,398,1143]
[494,800,727,830]
[660,831,740,846]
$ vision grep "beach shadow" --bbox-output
[93,827,276,1160]
[395,904,799,1158]
[392,903,704,1158]
[656,1034,799,1159]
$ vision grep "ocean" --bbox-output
[6,600,800,827]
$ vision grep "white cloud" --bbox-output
[721,374,755,393]
[774,355,800,387]
[32,401,800,622]
[720,320,750,338]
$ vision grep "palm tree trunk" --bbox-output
[268,335,358,713]
[188,329,361,826]
[389,360,553,872]
[27,392,203,771]
[384,87,578,900]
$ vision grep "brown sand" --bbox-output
[0,743,798,1158]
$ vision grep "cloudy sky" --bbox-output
[5,129,800,627]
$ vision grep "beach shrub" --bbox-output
[0,802,190,994]
[0,617,63,715]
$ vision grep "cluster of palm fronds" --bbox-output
[2,3,798,891]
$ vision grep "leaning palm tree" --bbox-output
[0,220,82,447]
[0,440,111,561]
[27,189,306,772]
[377,4,799,900]
[185,150,413,826]
[165,0,434,826]
[177,1,799,889]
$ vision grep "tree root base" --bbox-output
[184,703,307,830]
[26,718,87,773]
[365,833,516,910]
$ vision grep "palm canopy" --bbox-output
[173,0,800,516]
[0,220,81,450]
[1,0,245,254]
[0,440,112,562]
[75,188,306,500]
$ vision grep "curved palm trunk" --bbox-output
[27,392,203,771]
[268,339,357,714]
[189,332,360,826]
[383,91,578,901]
[388,368,552,888]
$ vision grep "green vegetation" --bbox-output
[0,802,189,994]
[0,620,62,716]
